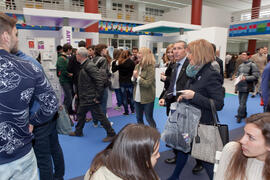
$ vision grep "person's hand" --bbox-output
[241,76,246,81]
[159,99,165,106]
[133,70,138,78]
[93,98,100,104]
[68,73,73,77]
[160,72,166,81]
[29,124,34,133]
[178,90,195,100]
[177,96,183,102]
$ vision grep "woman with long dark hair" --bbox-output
[84,124,160,180]
[215,113,270,180]
[112,50,135,115]
[159,44,175,116]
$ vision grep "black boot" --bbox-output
[192,160,203,174]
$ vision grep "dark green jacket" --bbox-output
[56,54,72,84]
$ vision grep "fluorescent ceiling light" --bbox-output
[130,0,182,9]
[160,0,190,6]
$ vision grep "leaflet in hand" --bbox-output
[234,73,243,86]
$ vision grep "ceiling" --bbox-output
[128,0,270,12]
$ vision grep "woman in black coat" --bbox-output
[159,44,175,116]
[168,39,224,180]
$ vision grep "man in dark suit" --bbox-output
[159,40,189,164]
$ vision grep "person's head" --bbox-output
[211,43,217,54]
[87,45,95,57]
[239,51,250,61]
[62,43,73,55]
[164,44,174,63]
[263,46,268,54]
[132,47,138,57]
[173,40,187,62]
[226,113,270,180]
[0,13,18,53]
[76,47,88,64]
[89,124,160,180]
[118,50,131,64]
[72,48,77,56]
[56,45,63,53]
[113,49,122,60]
[137,47,156,67]
[187,39,215,65]
[240,113,270,161]
[258,47,264,55]
[94,44,107,57]
[78,40,86,48]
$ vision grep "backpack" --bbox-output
[95,57,112,88]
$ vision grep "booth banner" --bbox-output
[62,26,72,45]
[99,21,162,36]
[229,20,270,37]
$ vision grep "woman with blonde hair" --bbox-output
[159,44,175,115]
[168,39,224,180]
[215,113,270,180]
[84,124,161,180]
[161,44,174,67]
[132,47,156,128]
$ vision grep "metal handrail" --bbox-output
[231,5,270,23]
[1,0,164,23]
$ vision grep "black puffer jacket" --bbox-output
[185,63,224,125]
[78,59,104,106]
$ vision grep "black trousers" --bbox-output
[75,103,116,137]
[33,119,65,180]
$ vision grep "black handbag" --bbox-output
[209,99,229,146]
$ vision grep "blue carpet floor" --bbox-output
[59,94,262,179]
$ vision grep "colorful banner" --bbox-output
[6,13,162,36]
[229,20,270,37]
[99,21,162,36]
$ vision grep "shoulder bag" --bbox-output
[191,99,229,163]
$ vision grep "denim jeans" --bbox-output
[75,104,116,137]
[134,101,156,128]
[33,120,65,180]
[120,83,134,114]
[93,87,108,125]
[114,88,122,107]
[168,150,214,180]
[61,82,73,115]
[237,92,249,118]
[0,148,39,180]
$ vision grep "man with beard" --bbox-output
[0,13,58,179]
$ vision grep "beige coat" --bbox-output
[84,166,122,180]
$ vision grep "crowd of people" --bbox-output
[1,12,270,180]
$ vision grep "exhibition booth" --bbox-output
[133,21,228,97]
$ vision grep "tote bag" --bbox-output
[161,102,201,153]
[191,99,228,163]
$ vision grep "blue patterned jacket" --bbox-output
[0,50,58,165]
